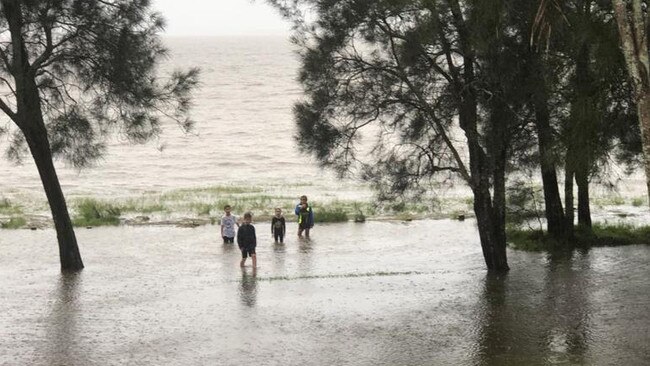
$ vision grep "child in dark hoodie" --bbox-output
[237,212,257,267]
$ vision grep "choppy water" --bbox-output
[1,219,648,365]
[0,36,372,202]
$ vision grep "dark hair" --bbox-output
[243,212,252,219]
[224,205,231,210]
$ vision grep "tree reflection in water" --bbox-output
[43,272,86,365]
[475,250,591,365]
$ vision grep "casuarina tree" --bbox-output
[0,0,199,271]
[270,0,516,272]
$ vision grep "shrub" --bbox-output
[72,199,121,227]
[631,197,646,207]
[314,208,348,223]
[1,216,27,229]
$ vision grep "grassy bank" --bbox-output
[507,223,650,251]
[0,185,473,228]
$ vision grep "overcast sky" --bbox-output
[152,0,291,36]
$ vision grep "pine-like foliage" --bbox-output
[0,0,199,167]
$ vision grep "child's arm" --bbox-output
[252,226,257,247]
[282,217,286,235]
[294,204,300,215]
[220,217,224,236]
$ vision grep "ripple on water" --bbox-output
[1,220,648,365]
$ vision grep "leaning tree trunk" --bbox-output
[23,123,84,271]
[612,0,650,207]
[4,0,84,271]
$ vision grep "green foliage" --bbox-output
[631,197,646,207]
[505,181,543,229]
[1,216,27,229]
[72,199,121,227]
[0,198,22,215]
[314,207,348,223]
[508,223,650,251]
[0,1,200,166]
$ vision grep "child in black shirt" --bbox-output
[237,212,257,267]
[271,208,286,244]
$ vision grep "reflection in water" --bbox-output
[298,239,313,274]
[221,242,236,254]
[239,268,258,307]
[475,273,515,366]
[272,242,286,274]
[475,251,592,365]
[43,272,85,366]
[543,250,590,365]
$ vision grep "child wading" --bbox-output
[221,204,239,244]
[271,208,286,244]
[294,195,314,239]
[237,212,257,267]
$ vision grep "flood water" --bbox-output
[1,219,648,365]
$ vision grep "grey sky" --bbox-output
[152,0,291,36]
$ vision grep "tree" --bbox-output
[270,0,511,272]
[537,0,650,206]
[533,0,639,230]
[0,0,199,271]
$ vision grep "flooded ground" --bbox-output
[1,219,648,365]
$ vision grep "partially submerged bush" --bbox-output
[508,223,650,251]
[73,199,121,227]
[1,216,27,229]
[314,208,348,223]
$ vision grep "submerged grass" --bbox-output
[508,223,650,252]
[72,199,121,227]
[1,216,27,229]
[0,198,23,215]
[314,207,349,223]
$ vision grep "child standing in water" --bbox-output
[220,204,239,244]
[294,195,314,239]
[237,212,257,267]
[271,208,286,244]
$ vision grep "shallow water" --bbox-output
[1,219,648,365]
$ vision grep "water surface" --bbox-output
[1,219,648,365]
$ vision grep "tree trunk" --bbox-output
[461,89,509,273]
[575,168,592,228]
[24,126,84,271]
[3,0,83,271]
[532,89,567,238]
[637,93,650,205]
[565,40,595,230]
[612,0,650,206]
[449,0,508,272]
[529,53,567,239]
[473,184,509,272]
[564,161,575,232]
